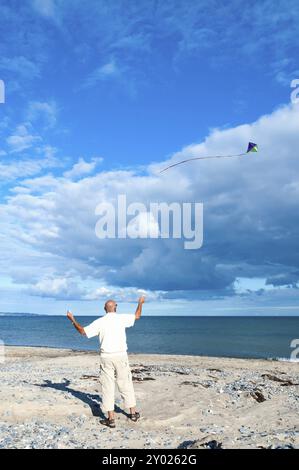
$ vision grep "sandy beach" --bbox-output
[0,346,298,449]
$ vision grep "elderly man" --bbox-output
[66,297,145,428]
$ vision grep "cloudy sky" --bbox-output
[0,0,299,316]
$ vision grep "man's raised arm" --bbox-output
[135,296,145,320]
[67,310,86,336]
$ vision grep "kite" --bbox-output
[159,142,258,173]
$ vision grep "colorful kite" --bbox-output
[160,142,258,173]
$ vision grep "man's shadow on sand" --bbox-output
[34,378,130,419]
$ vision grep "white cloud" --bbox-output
[0,144,59,181]
[25,275,164,302]
[0,158,50,181]
[84,285,164,302]
[1,100,60,180]
[0,56,40,80]
[27,277,85,300]
[6,124,41,153]
[83,60,119,88]
[99,61,117,76]
[27,101,57,128]
[63,157,103,179]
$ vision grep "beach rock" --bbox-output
[200,426,224,434]
[250,389,266,403]
[80,375,99,381]
[261,374,297,386]
[177,440,195,449]
[238,426,254,437]
[180,381,200,387]
[203,440,223,449]
[267,443,295,449]
[131,367,152,374]
[182,436,223,449]
[132,376,155,382]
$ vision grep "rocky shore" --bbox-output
[0,346,298,449]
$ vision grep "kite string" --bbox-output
[160,152,245,173]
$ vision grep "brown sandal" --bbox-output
[129,411,140,422]
[100,418,116,428]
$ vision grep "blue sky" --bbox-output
[0,0,299,315]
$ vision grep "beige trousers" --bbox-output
[99,354,136,412]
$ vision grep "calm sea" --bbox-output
[0,315,299,360]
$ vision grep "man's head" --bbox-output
[104,299,117,313]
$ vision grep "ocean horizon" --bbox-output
[1,314,299,361]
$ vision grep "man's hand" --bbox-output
[67,310,86,336]
[135,297,145,320]
[67,310,74,322]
